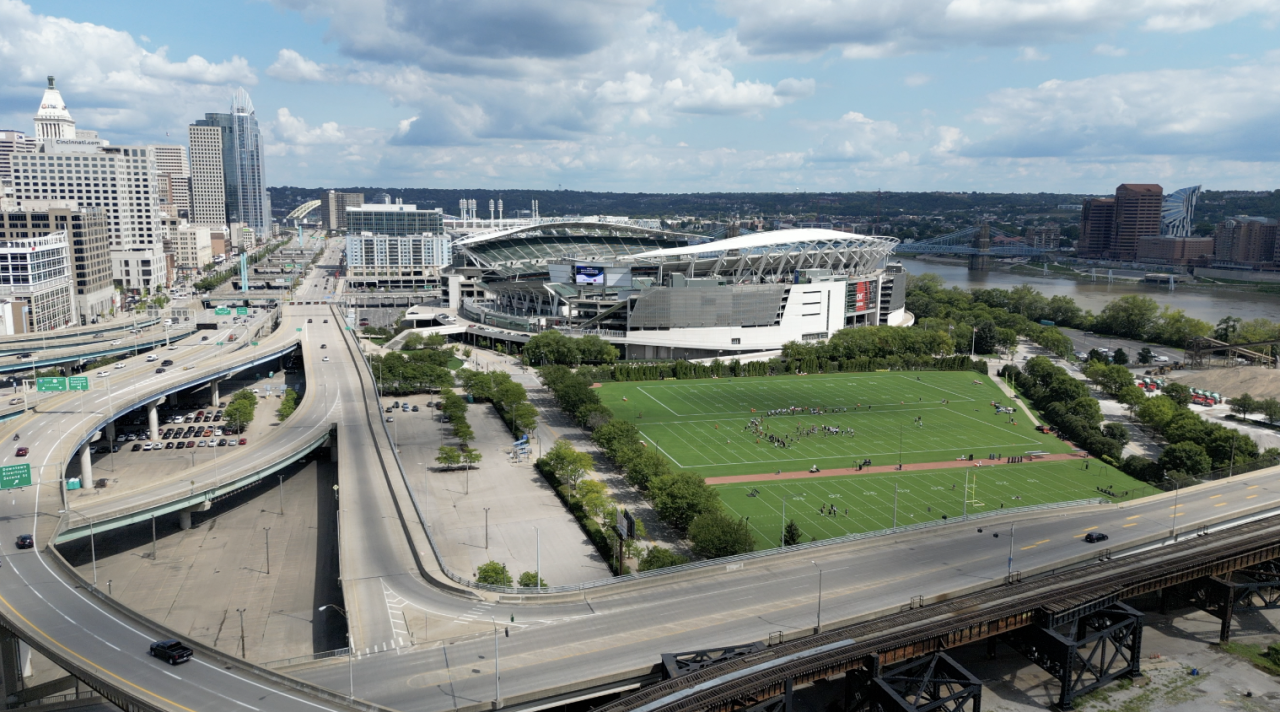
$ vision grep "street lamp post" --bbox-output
[236,608,247,658]
[64,509,97,587]
[263,527,272,574]
[484,508,490,549]
[318,605,354,700]
[810,561,823,631]
[535,526,541,592]
[491,616,502,707]
[1165,471,1180,541]
[1007,523,1016,578]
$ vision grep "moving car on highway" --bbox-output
[148,640,193,665]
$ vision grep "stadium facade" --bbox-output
[436,220,909,360]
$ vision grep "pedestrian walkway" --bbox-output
[705,451,1084,485]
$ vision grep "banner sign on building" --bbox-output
[575,265,606,285]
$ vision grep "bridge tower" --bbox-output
[968,223,991,271]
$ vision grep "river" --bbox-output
[899,257,1280,323]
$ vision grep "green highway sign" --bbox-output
[214,307,232,316]
[36,377,66,392]
[296,328,303,332]
[0,464,31,489]
[68,376,89,391]
[236,307,249,315]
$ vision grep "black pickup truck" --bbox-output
[149,639,193,665]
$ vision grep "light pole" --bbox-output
[1165,471,1180,541]
[810,561,823,631]
[484,508,490,549]
[491,616,502,707]
[893,484,898,530]
[236,608,247,658]
[535,526,541,592]
[1006,523,1016,578]
[780,499,787,547]
[277,473,285,516]
[318,605,354,700]
[970,326,976,358]
[263,527,271,574]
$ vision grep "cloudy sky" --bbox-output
[5,0,1280,193]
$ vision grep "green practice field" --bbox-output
[597,371,1074,479]
[717,459,1151,548]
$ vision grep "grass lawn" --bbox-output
[714,459,1152,549]
[597,371,1074,479]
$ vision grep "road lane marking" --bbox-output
[1082,526,1097,531]
[1169,504,1184,509]
[1074,534,1086,538]
[1215,503,1227,507]
[1249,485,1259,489]
[1248,495,1259,499]
[1020,545,1037,550]
[1035,539,1050,545]
[1126,515,1141,520]
[1123,523,1137,527]
[1210,494,1222,499]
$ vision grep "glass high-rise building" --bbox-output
[188,88,267,237]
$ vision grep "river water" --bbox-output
[900,257,1280,323]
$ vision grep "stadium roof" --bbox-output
[629,228,897,258]
[454,217,696,247]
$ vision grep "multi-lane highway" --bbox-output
[1,233,1280,711]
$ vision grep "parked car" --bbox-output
[131,443,142,452]
[148,640,193,666]
[1153,356,1170,363]
[239,438,247,446]
[175,441,185,450]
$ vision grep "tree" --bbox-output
[511,402,539,437]
[638,546,689,571]
[1136,396,1179,430]
[1159,441,1212,477]
[1163,382,1193,407]
[1215,316,1243,342]
[1102,422,1129,445]
[276,387,299,421]
[425,333,447,349]
[649,472,719,530]
[1111,347,1129,365]
[623,448,672,490]
[1096,295,1159,340]
[577,480,613,520]
[476,561,513,586]
[688,509,755,559]
[461,447,483,470]
[783,520,802,547]
[1087,348,1109,364]
[1117,384,1147,411]
[517,571,546,588]
[539,439,594,490]
[973,321,998,355]
[402,332,426,350]
[435,445,462,470]
[1260,398,1280,425]
[1137,347,1154,365]
[1085,362,1134,397]
[452,420,475,447]
[1230,393,1258,417]
[224,389,257,432]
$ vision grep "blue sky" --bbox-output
[4,0,1280,193]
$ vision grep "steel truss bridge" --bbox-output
[894,225,1049,257]
[603,516,1280,712]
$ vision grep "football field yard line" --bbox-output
[636,386,680,416]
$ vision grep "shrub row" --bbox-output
[999,357,1124,463]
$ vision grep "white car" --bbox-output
[322,356,330,362]
[1153,355,1169,363]
[168,345,179,350]
[96,371,109,378]
[114,362,127,369]
[146,354,158,362]
[111,339,122,345]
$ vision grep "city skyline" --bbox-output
[2,0,1279,193]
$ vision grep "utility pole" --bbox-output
[491,617,502,707]
[236,608,247,659]
[484,508,490,549]
[263,527,271,574]
[278,473,285,516]
[811,561,823,631]
[893,485,898,530]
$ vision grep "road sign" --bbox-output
[0,464,31,489]
[36,377,66,392]
[296,328,302,332]
[214,307,232,316]
[68,376,89,391]
[236,307,249,315]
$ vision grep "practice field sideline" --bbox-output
[597,371,1073,479]
[714,459,1150,549]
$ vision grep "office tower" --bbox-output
[326,190,365,231]
[1079,198,1115,258]
[1161,185,1201,237]
[150,144,190,219]
[346,201,444,236]
[1112,184,1163,261]
[4,200,112,323]
[0,217,75,332]
[33,76,75,142]
[188,88,268,237]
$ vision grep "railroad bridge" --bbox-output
[604,518,1280,712]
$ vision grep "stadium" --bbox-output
[441,219,911,360]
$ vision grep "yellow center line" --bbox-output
[0,592,196,712]
[1126,515,1141,520]
[1215,502,1227,507]
[1210,494,1222,499]
[1123,523,1138,527]
[1248,494,1259,499]
[1035,539,1050,545]
[1074,534,1087,538]
[1082,526,1098,531]
[1174,512,1185,517]
[1020,545,1037,550]
[1248,485,1260,490]
[1170,504,1184,509]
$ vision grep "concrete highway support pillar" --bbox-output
[0,627,22,701]
[178,501,212,531]
[104,420,115,445]
[210,378,222,408]
[147,398,164,442]
[79,442,92,485]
